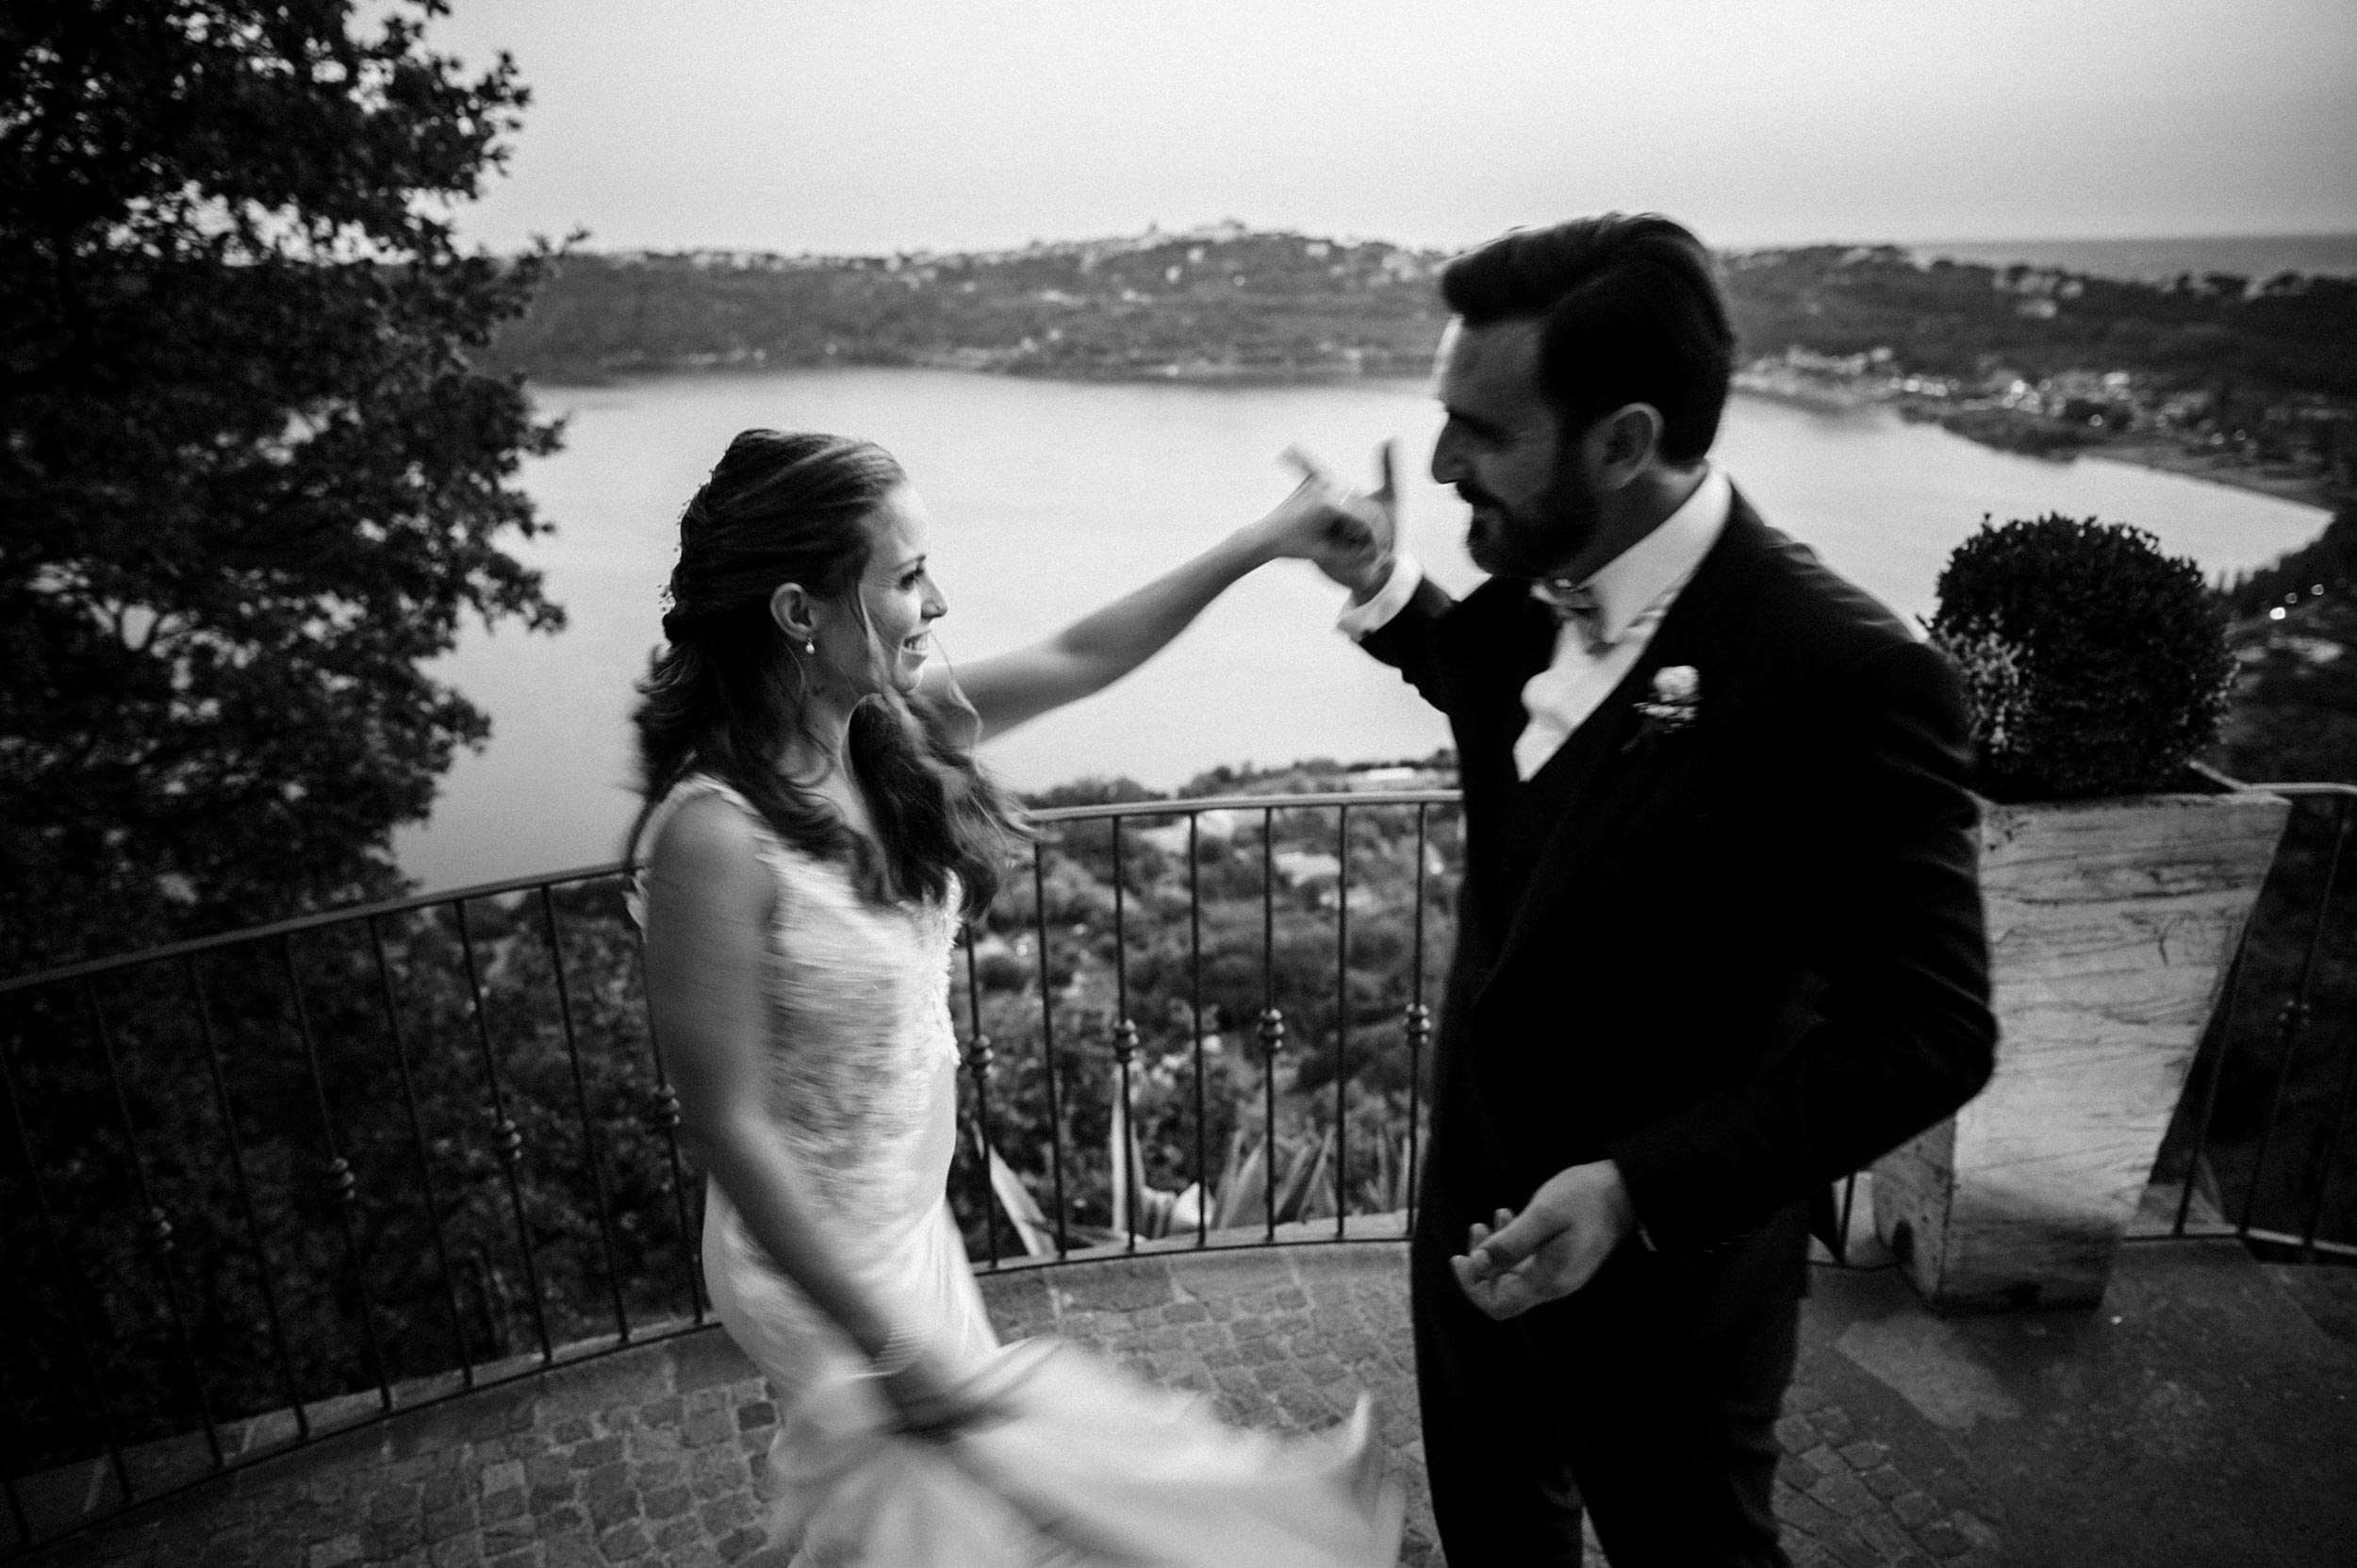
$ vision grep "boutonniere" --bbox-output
[1624,665,1702,752]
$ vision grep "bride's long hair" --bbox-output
[629,429,1025,916]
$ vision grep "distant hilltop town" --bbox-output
[486,227,2357,504]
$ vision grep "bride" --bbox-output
[629,429,1401,1565]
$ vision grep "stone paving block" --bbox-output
[666,1335,757,1396]
[528,1504,584,1536]
[1822,1527,1887,1568]
[1838,1439,1887,1470]
[593,1522,651,1562]
[585,1486,638,1532]
[720,1527,780,1564]
[1854,1510,1920,1564]
[424,1502,479,1543]
[540,1532,598,1568]
[1862,1462,1910,1501]
[523,1454,571,1491]
[362,1515,424,1560]
[681,1410,733,1448]
[1813,1469,1881,1520]
[1809,1404,1856,1445]
[307,1536,363,1568]
[641,1482,693,1523]
[1774,1484,1844,1540]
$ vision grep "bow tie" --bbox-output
[1530,578,1611,652]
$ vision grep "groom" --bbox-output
[1284,215,1996,1565]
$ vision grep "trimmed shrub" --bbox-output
[1928,514,2233,801]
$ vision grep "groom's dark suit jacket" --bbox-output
[1366,492,1995,1329]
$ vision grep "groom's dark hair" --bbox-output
[1441,214,1734,464]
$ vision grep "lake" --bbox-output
[390,368,2330,893]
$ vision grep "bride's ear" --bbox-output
[768,582,818,644]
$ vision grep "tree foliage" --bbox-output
[0,0,563,976]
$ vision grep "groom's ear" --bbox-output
[1588,403,1665,492]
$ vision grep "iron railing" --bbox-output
[3,781,2354,1554]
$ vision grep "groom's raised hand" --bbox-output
[1451,1160,1637,1320]
[1257,442,1397,599]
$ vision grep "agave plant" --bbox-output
[975,1075,1420,1256]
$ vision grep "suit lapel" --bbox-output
[1475,504,1769,1005]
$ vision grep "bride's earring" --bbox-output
[804,638,816,655]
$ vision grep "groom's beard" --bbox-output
[1462,472,1604,580]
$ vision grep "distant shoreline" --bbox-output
[529,359,2341,515]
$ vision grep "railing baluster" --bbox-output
[1407,802,1430,1232]
[2299,1009,2357,1260]
[1189,812,1208,1250]
[2175,949,2247,1237]
[187,955,309,1430]
[0,1019,133,1508]
[277,938,392,1412]
[1112,816,1138,1254]
[2298,800,2357,1258]
[1261,805,1283,1244]
[453,901,553,1362]
[1335,804,1349,1240]
[1032,842,1069,1257]
[626,928,707,1322]
[83,980,222,1464]
[962,922,1000,1269]
[540,887,631,1343]
[2239,797,2349,1237]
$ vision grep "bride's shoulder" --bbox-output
[639,780,785,909]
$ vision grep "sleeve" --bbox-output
[1335,553,1426,639]
[1606,636,1998,1246]
[1356,572,1466,719]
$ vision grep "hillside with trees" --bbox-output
[485,230,2357,501]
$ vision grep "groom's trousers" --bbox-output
[1409,1203,1803,1568]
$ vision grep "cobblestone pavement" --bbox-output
[19,1242,2000,1568]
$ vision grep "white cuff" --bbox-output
[1334,553,1424,641]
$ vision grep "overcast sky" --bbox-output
[424,0,2357,257]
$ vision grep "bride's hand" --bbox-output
[1252,443,1397,597]
[878,1346,1011,1442]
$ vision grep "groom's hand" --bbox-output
[1450,1160,1637,1320]
[1256,442,1397,598]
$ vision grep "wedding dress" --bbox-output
[634,776,1402,1567]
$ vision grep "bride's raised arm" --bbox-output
[925,464,1387,742]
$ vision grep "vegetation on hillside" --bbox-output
[483,231,2357,496]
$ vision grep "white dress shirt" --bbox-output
[1339,466,1732,780]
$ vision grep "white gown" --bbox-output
[635,776,1402,1567]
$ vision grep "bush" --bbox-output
[1927,514,2233,801]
